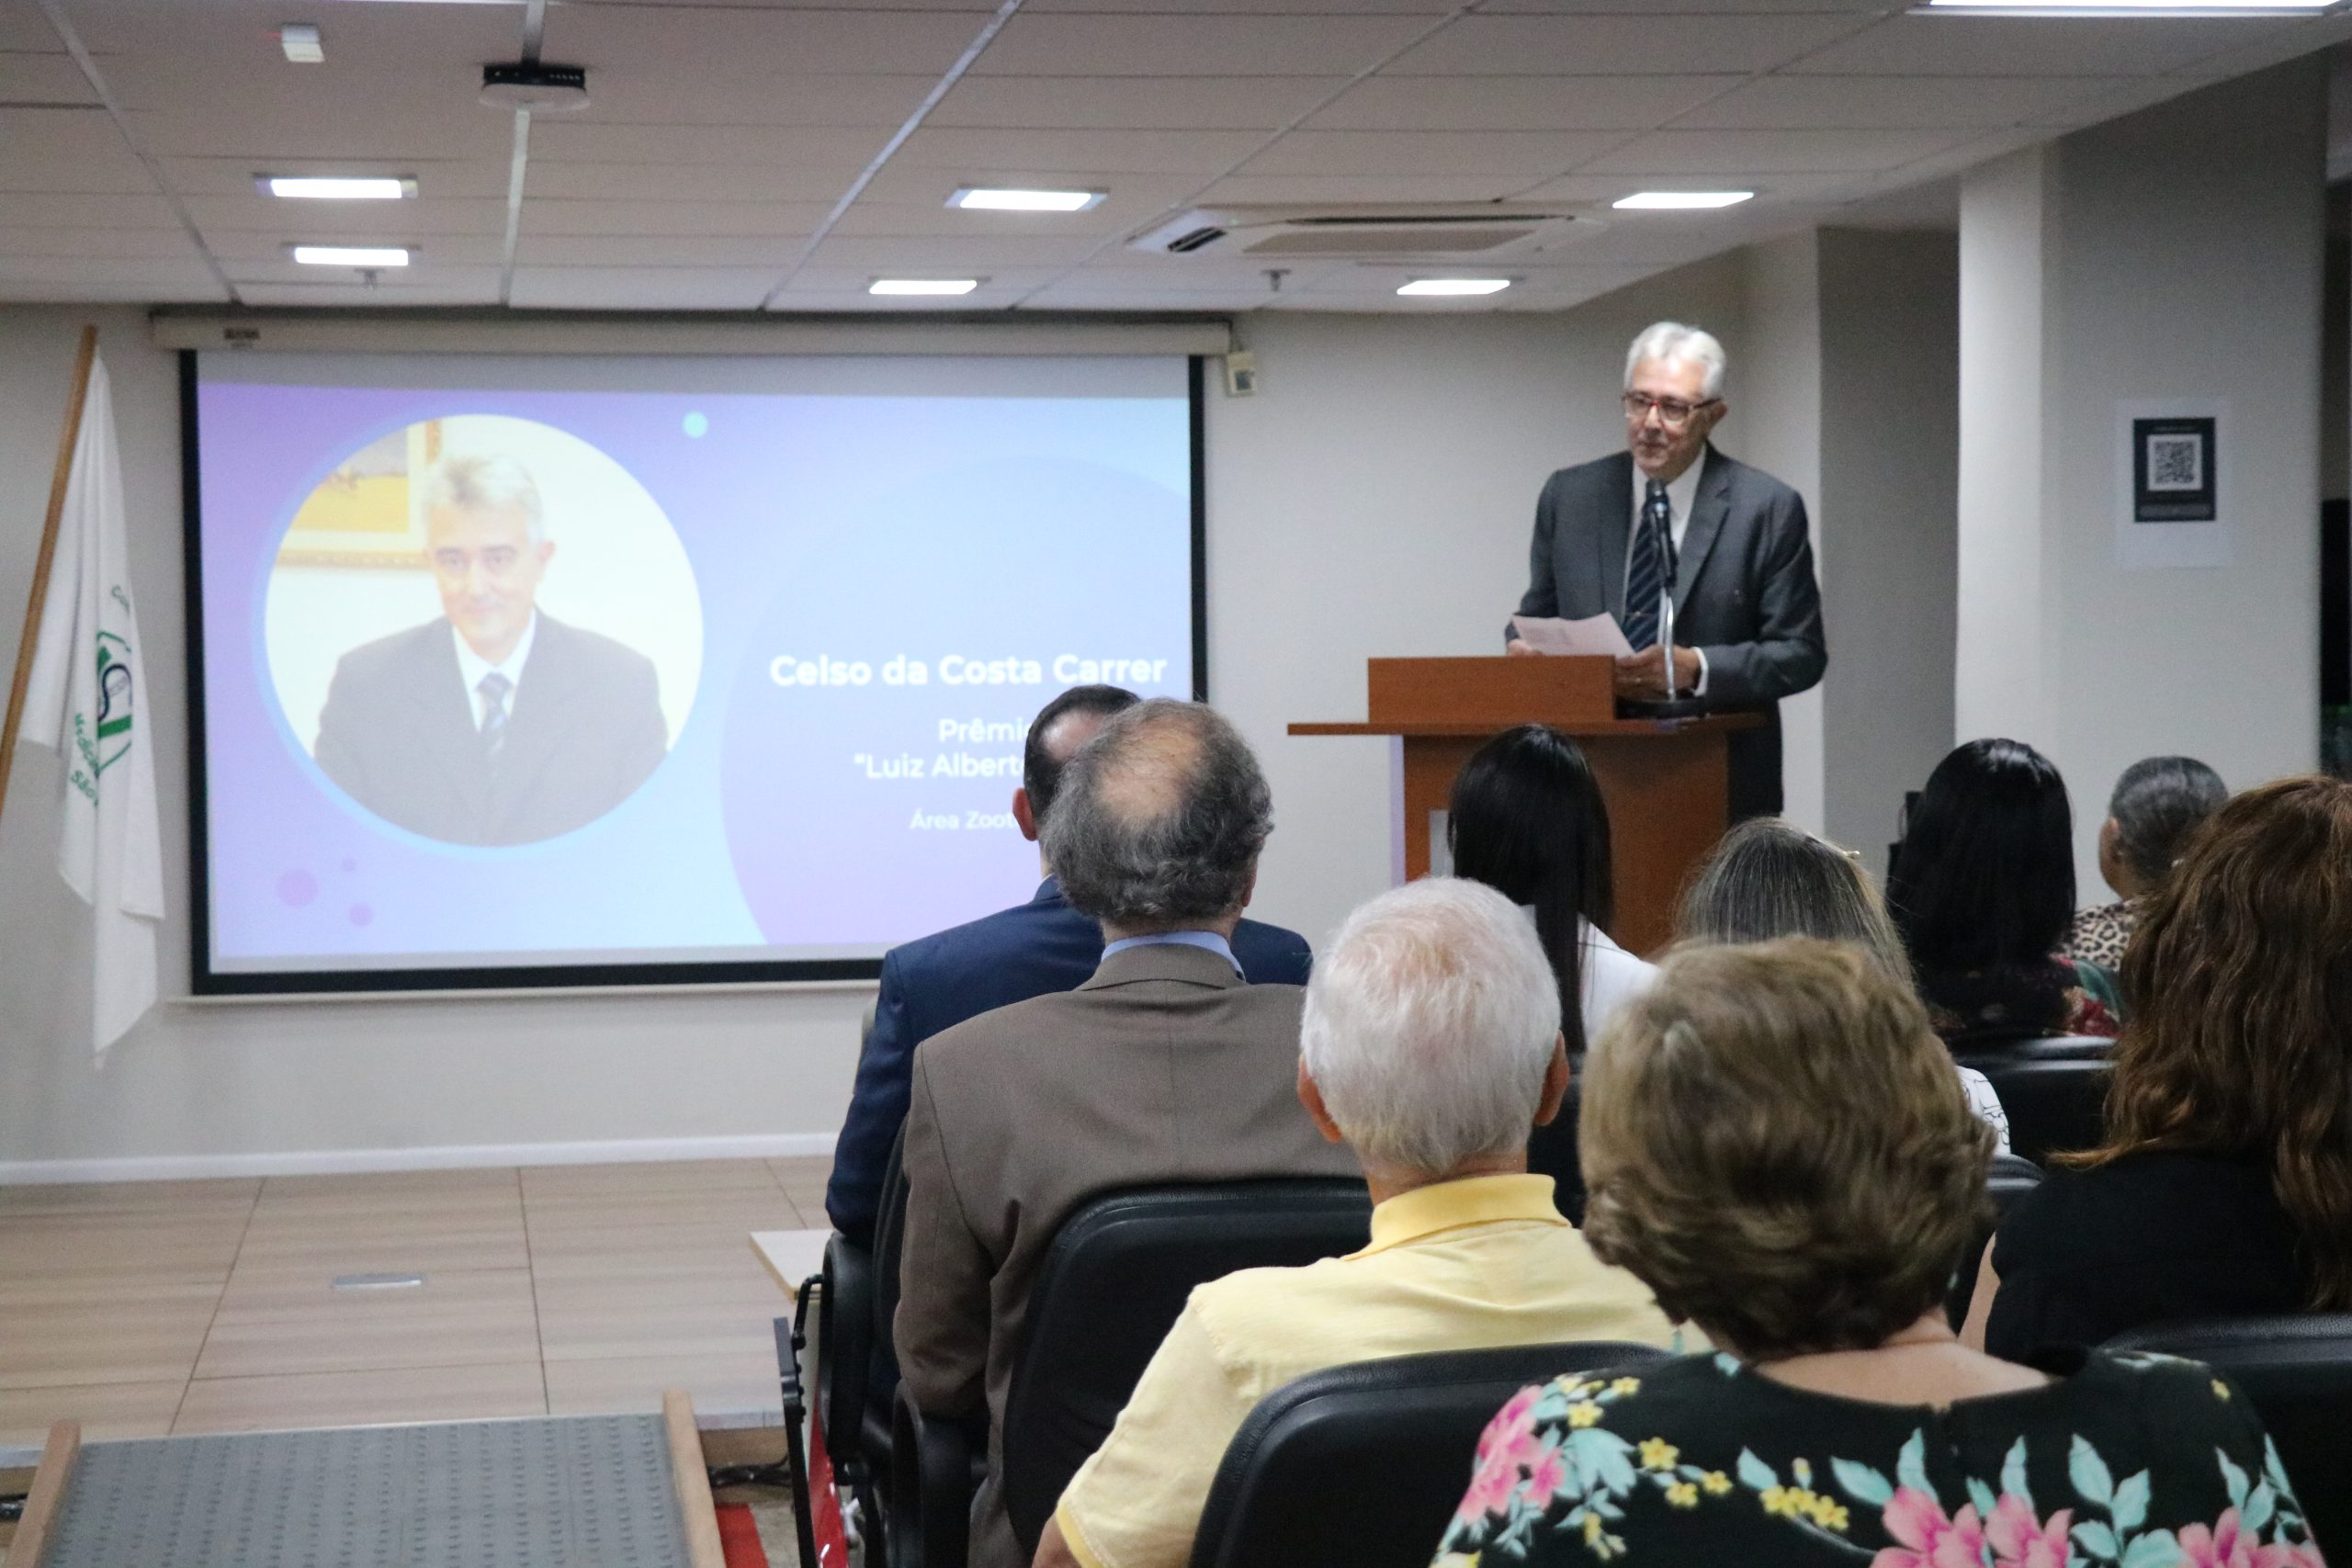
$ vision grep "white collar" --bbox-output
[1631,452,1708,547]
[454,611,537,716]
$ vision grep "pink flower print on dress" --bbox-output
[1985,1496,2074,1568]
[1454,1385,1546,1526]
[2179,1510,2268,1568]
[1873,1489,1990,1568]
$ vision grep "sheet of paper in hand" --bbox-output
[1510,613,1635,658]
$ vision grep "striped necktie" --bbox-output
[477,671,512,760]
[1623,480,1672,651]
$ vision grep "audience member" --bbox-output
[824,684,1311,1243]
[1887,739,2120,1042]
[1968,775,2352,1361]
[1447,724,1651,1049]
[1434,941,2322,1567]
[1036,878,1687,1568]
[895,699,1355,1568]
[2062,754,2227,967]
[1677,817,2009,1149]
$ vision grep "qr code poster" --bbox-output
[2116,400,2228,570]
[2132,416,2217,523]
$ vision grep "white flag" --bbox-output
[21,356,164,1055]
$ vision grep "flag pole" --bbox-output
[0,323,99,832]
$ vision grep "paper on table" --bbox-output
[1511,613,1634,658]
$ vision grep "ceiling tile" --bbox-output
[0,51,95,103]
[184,194,510,237]
[0,191,178,227]
[578,73,936,128]
[514,233,803,266]
[526,121,894,167]
[1671,73,2127,130]
[1786,16,2293,78]
[62,0,521,64]
[1385,14,1879,77]
[1306,73,1738,132]
[770,264,1065,299]
[0,10,64,51]
[1512,170,1856,203]
[1578,128,1975,175]
[0,226,198,260]
[851,164,1202,210]
[0,276,220,301]
[234,274,503,307]
[116,101,510,164]
[541,6,986,76]
[971,15,1437,77]
[0,255,216,288]
[1021,0,1452,12]
[1239,129,1620,177]
[524,162,856,202]
[928,74,1346,131]
[891,126,1268,175]
[807,232,1110,269]
[509,265,776,310]
[1193,174,1556,206]
[1480,0,1894,10]
[160,155,507,199]
[208,230,505,265]
[521,198,833,237]
[0,107,153,194]
[826,196,1159,239]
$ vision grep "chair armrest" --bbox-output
[820,1234,876,1480]
[889,1382,979,1568]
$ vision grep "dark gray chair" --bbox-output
[1952,1035,2112,1166]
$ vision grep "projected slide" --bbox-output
[190,352,1197,987]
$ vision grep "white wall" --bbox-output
[0,258,1784,1177]
[1958,61,2327,899]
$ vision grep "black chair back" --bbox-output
[1946,1153,2044,1327]
[1952,1035,2112,1166]
[998,1179,1374,1554]
[2104,1314,2352,1561]
[1189,1340,1672,1568]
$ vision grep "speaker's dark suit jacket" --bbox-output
[893,942,1359,1568]
[822,876,1311,1244]
[1512,446,1826,819]
[312,612,668,846]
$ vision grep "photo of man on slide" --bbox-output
[311,453,670,848]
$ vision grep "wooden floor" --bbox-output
[0,1156,831,1450]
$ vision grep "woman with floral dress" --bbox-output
[1432,941,2322,1567]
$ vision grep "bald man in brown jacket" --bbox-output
[893,700,1358,1568]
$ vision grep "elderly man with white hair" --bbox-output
[1033,877,1687,1568]
[1508,321,1825,819]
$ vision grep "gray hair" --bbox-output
[1624,321,1727,400]
[1302,878,1563,1178]
[422,453,546,544]
[2109,755,2228,887]
[1042,699,1272,929]
[1677,818,1910,984]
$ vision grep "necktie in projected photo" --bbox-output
[1623,480,1672,650]
[477,671,512,761]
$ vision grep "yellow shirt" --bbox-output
[1055,1173,1691,1568]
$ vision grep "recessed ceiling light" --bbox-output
[949,187,1104,213]
[277,24,323,63]
[870,278,980,296]
[1920,0,2332,9]
[1398,278,1511,297]
[261,176,415,200]
[291,245,410,267]
[1613,191,1756,211]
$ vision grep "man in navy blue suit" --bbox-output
[823,684,1313,1243]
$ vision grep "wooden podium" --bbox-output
[1289,658,1761,956]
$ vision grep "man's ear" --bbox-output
[1296,1058,1346,1145]
[1012,788,1039,843]
[536,538,557,568]
[1532,1033,1571,1127]
[1236,859,1260,912]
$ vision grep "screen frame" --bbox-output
[182,350,1211,996]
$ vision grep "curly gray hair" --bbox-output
[1043,699,1272,929]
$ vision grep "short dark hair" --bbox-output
[1023,684,1138,826]
[1446,725,1614,1049]
[1043,700,1272,928]
[1887,738,2075,971]
[2109,755,2227,888]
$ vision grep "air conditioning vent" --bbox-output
[1131,204,1594,260]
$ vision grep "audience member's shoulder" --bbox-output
[1231,917,1313,985]
[2005,1151,2281,1258]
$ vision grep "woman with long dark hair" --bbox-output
[1447,724,1646,1054]
[1968,775,2352,1356]
[1886,738,2119,1041]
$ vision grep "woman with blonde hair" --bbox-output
[1432,941,2319,1566]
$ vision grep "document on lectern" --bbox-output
[1510,613,1634,658]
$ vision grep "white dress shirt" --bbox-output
[1625,460,1709,695]
[453,611,537,730]
[1577,919,1658,1043]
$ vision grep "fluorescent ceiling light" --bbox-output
[949,187,1104,213]
[262,175,414,200]
[292,245,410,266]
[1398,278,1511,297]
[870,278,979,296]
[277,24,323,62]
[1921,0,2333,8]
[1613,190,1755,211]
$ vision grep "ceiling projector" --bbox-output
[480,62,590,112]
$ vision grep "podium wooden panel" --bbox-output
[1290,657,1760,957]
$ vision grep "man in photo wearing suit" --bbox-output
[1510,321,1826,819]
[822,682,1312,1247]
[311,453,669,847]
[894,698,1355,1568]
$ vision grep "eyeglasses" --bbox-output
[1623,392,1719,430]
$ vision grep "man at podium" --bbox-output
[1509,321,1826,819]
